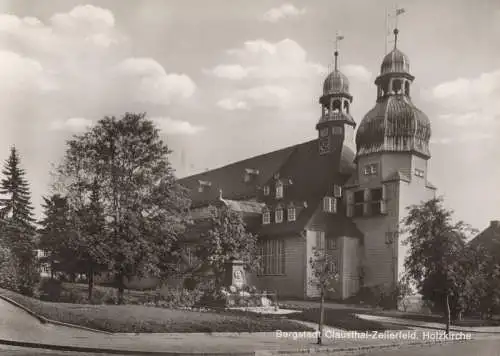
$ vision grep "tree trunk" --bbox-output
[318,288,325,345]
[445,293,451,335]
[116,274,125,305]
[87,266,94,301]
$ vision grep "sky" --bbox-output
[0,0,499,232]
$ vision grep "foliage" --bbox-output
[53,113,191,303]
[0,146,38,296]
[196,206,259,288]
[0,246,19,291]
[309,247,340,294]
[402,196,477,327]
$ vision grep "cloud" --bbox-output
[431,132,494,145]
[225,86,291,110]
[217,98,249,111]
[341,64,372,82]
[261,4,306,23]
[150,117,205,135]
[207,39,325,80]
[49,117,93,132]
[425,69,500,142]
[113,58,196,105]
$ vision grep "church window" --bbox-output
[262,211,270,225]
[332,100,341,112]
[320,127,329,137]
[354,204,364,217]
[258,239,285,275]
[332,126,343,135]
[316,231,326,250]
[323,196,337,213]
[415,168,425,178]
[275,208,284,223]
[354,190,365,204]
[263,185,270,196]
[327,238,337,250]
[287,207,296,222]
[276,183,284,199]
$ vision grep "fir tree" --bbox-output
[0,146,38,295]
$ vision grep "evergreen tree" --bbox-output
[0,146,38,295]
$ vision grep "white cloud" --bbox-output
[150,117,205,135]
[261,4,306,23]
[114,58,196,105]
[431,132,494,145]
[341,64,372,82]
[49,117,93,132]
[227,86,291,109]
[425,69,500,142]
[208,39,325,80]
[217,98,249,111]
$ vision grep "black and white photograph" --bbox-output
[0,0,499,355]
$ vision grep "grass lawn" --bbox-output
[0,288,314,333]
[286,308,411,331]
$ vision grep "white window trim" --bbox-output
[275,209,284,223]
[323,196,336,213]
[287,207,296,222]
[276,184,284,199]
[263,186,270,196]
[262,211,271,224]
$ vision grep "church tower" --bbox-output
[345,25,436,291]
[316,40,356,157]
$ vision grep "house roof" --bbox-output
[180,139,359,239]
[469,221,500,255]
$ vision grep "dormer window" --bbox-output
[244,168,260,183]
[415,168,425,178]
[198,180,212,193]
[263,185,270,196]
[287,207,296,222]
[275,208,284,223]
[276,182,284,199]
[323,196,337,213]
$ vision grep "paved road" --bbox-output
[0,345,109,355]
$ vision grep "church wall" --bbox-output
[341,236,361,298]
[255,234,306,299]
[396,177,436,280]
[381,153,412,180]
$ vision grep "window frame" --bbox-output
[258,239,285,276]
[263,185,270,196]
[275,208,284,223]
[287,207,296,222]
[262,211,271,224]
[275,183,284,199]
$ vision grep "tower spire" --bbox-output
[392,7,405,49]
[333,32,344,71]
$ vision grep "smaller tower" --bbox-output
[316,35,356,157]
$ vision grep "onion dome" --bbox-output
[355,96,431,157]
[323,69,350,96]
[355,28,431,159]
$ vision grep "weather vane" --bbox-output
[332,31,344,70]
[385,5,406,53]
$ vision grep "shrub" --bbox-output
[38,278,63,301]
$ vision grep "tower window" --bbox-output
[332,100,341,112]
[320,127,329,137]
[332,126,343,135]
[363,163,378,176]
[393,79,402,94]
[344,100,349,113]
[405,81,410,96]
[415,168,425,178]
[275,208,284,223]
[263,185,270,196]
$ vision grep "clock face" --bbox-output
[319,138,330,154]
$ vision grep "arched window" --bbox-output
[393,79,402,94]
[332,100,341,112]
[343,100,349,113]
[405,81,410,97]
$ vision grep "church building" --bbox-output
[179,28,436,299]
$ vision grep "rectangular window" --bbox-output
[262,212,270,224]
[259,239,285,275]
[276,184,284,199]
[354,204,364,217]
[363,163,379,176]
[275,209,283,223]
[332,126,343,135]
[327,238,337,250]
[354,190,365,204]
[323,196,336,213]
[363,166,371,175]
[415,168,424,178]
[316,231,325,250]
[263,186,270,196]
[370,164,378,175]
[333,184,342,198]
[371,188,383,201]
[287,207,296,222]
[371,202,381,215]
[320,128,329,137]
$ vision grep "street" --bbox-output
[0,345,107,355]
